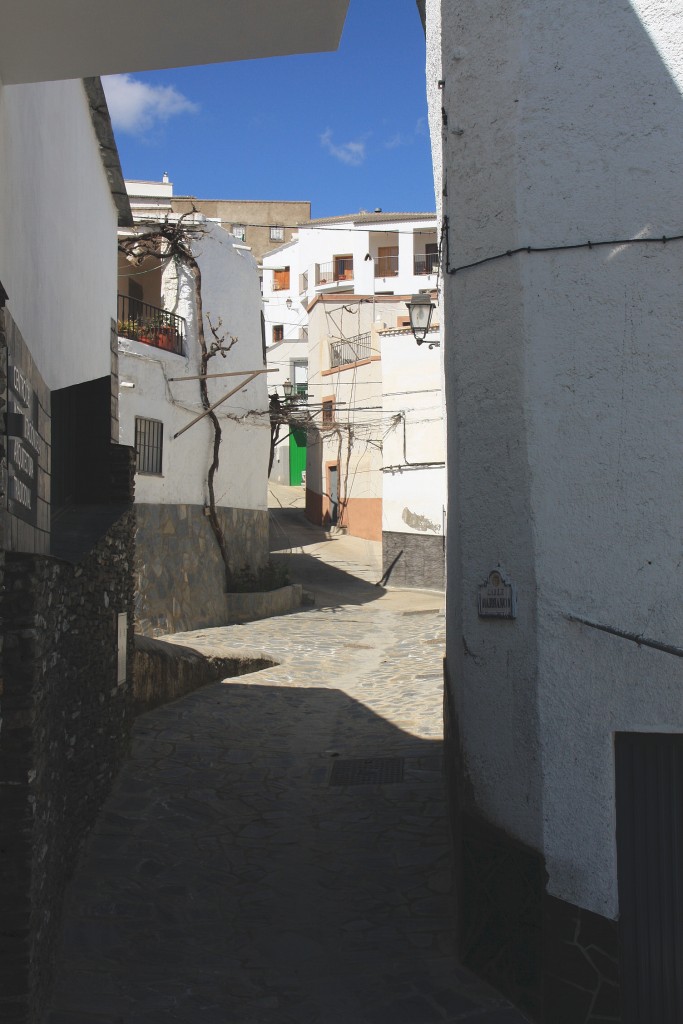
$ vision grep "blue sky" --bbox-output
[103,0,434,219]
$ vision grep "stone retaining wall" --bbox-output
[0,510,135,1024]
[382,531,445,590]
[133,634,276,715]
[224,584,303,624]
[135,503,269,636]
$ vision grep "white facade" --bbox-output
[428,0,683,931]
[380,325,445,541]
[0,79,118,391]
[264,216,446,583]
[118,218,268,513]
[263,213,440,310]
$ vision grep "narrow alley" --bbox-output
[47,488,526,1024]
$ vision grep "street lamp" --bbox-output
[282,377,294,398]
[406,293,435,345]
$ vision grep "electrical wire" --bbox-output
[443,216,683,276]
[182,219,437,236]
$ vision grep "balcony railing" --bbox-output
[117,294,186,355]
[414,252,439,275]
[316,258,354,285]
[374,254,399,277]
[329,332,372,368]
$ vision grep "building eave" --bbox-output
[0,0,350,84]
[83,78,133,228]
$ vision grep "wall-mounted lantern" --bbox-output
[406,292,435,345]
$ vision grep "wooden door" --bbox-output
[616,732,683,1023]
[377,245,398,277]
[289,428,307,486]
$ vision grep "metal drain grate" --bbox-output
[329,757,405,786]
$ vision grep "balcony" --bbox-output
[117,294,186,355]
[329,332,372,368]
[316,256,354,285]
[414,252,439,275]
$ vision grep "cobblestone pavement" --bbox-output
[48,510,527,1024]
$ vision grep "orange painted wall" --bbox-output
[305,487,381,541]
[342,497,382,542]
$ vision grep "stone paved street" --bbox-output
[48,497,527,1023]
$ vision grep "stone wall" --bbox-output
[382,531,445,590]
[133,634,276,715]
[0,309,51,556]
[0,511,135,1024]
[135,503,269,636]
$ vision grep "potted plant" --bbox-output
[117,318,141,341]
[151,314,176,351]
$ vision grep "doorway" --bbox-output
[328,464,339,526]
[615,732,683,1023]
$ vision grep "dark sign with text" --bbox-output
[7,363,40,525]
[478,567,517,619]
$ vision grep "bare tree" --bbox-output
[118,215,237,589]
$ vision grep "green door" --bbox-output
[289,428,307,485]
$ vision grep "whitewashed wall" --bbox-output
[119,221,268,513]
[262,239,306,342]
[433,0,683,918]
[0,79,117,391]
[295,221,438,300]
[266,336,308,398]
[381,327,445,536]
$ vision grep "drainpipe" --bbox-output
[382,412,446,472]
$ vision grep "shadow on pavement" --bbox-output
[269,505,388,611]
[49,677,522,1024]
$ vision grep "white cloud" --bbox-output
[385,117,428,149]
[103,74,199,135]
[320,128,366,167]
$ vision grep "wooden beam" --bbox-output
[168,368,276,382]
[173,371,262,439]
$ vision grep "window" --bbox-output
[293,359,308,398]
[334,254,353,281]
[270,225,284,241]
[273,267,290,291]
[273,324,284,342]
[232,224,246,241]
[135,417,163,475]
[322,398,335,426]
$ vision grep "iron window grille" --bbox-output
[270,225,284,241]
[135,417,163,475]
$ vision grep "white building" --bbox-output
[425,0,683,1019]
[262,212,445,588]
[119,181,270,634]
